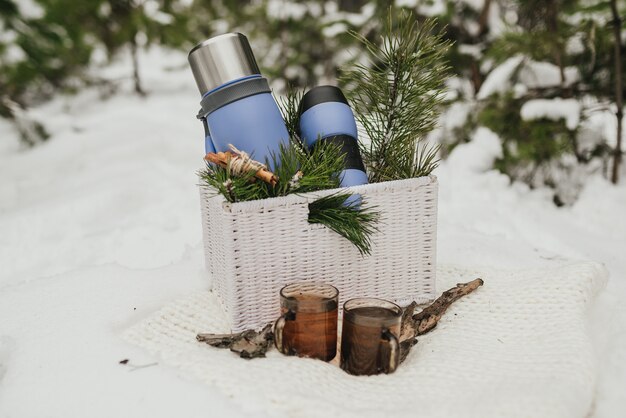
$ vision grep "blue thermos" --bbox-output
[189,33,289,168]
[298,86,369,188]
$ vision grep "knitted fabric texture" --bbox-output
[123,262,607,418]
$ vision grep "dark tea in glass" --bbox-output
[274,283,339,361]
[340,298,402,375]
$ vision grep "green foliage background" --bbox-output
[1,0,624,202]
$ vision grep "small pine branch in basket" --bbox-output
[198,140,345,202]
[340,8,452,182]
[308,193,380,256]
[267,139,345,197]
[198,160,264,203]
[198,139,380,254]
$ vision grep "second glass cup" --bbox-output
[274,282,339,362]
[340,298,402,376]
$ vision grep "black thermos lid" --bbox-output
[298,85,350,115]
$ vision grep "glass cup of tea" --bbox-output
[274,282,339,362]
[340,298,402,375]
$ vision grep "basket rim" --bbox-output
[200,175,438,214]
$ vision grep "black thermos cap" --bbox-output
[298,85,350,115]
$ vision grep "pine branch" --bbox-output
[308,193,380,256]
[197,161,263,203]
[277,86,304,144]
[266,140,345,197]
[340,8,451,182]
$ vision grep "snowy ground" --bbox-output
[1,47,624,417]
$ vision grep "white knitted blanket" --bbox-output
[124,263,607,418]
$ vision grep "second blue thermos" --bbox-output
[298,86,369,188]
[189,33,289,168]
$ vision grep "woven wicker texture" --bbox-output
[124,262,607,418]
[200,176,439,332]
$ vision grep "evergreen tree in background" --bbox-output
[1,0,625,199]
[422,0,625,202]
[92,0,194,95]
[0,0,193,143]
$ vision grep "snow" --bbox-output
[520,60,580,89]
[322,22,348,38]
[325,3,376,27]
[584,107,626,148]
[460,0,485,11]
[521,98,581,130]
[396,0,420,7]
[445,76,475,100]
[443,101,472,132]
[0,26,24,64]
[2,43,26,64]
[477,55,524,99]
[504,9,518,25]
[1,46,625,417]
[16,0,45,19]
[143,0,175,25]
[458,43,482,59]
[416,0,448,17]
[446,127,503,173]
[486,1,506,38]
[266,0,308,21]
[566,33,586,55]
[477,56,580,99]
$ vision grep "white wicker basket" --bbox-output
[199,176,438,332]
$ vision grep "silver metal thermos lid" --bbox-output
[188,33,260,96]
